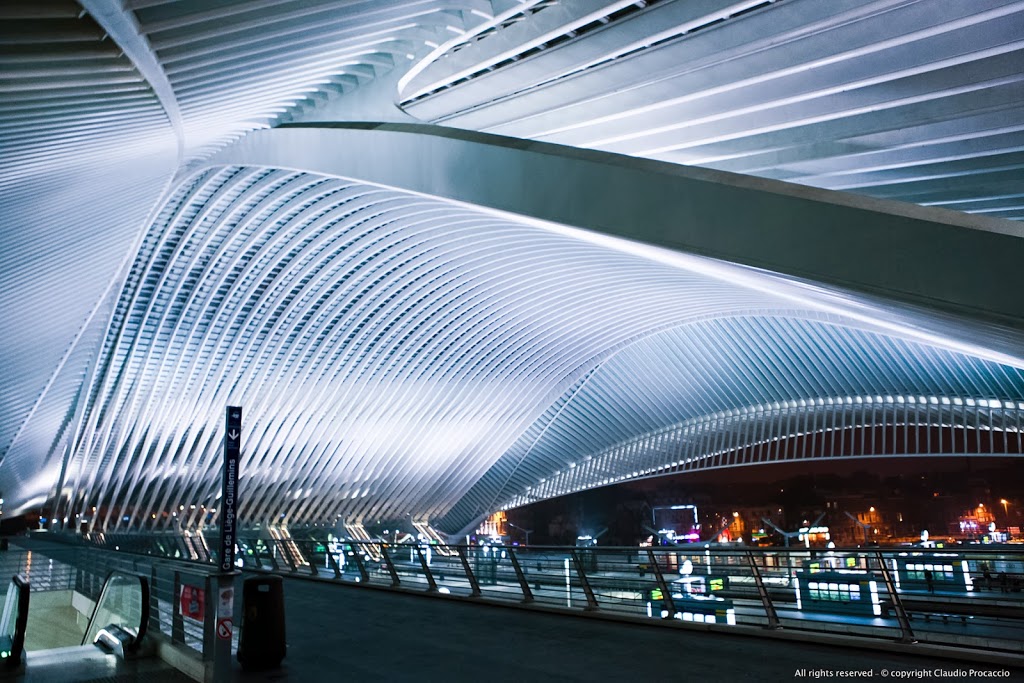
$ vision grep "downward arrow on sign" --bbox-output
[228,430,239,441]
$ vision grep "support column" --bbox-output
[208,571,238,683]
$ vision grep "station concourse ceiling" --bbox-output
[1,0,1022,536]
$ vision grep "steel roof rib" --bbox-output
[454,315,1024,530]
[407,0,1024,218]
[3,1,1024,536]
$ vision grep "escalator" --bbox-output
[0,575,29,665]
[0,570,186,680]
[80,570,150,657]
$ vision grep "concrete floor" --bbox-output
[233,577,1024,683]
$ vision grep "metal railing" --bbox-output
[0,543,78,593]
[43,533,1024,658]
[5,537,229,680]
[234,537,1024,655]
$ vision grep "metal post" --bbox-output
[507,547,534,603]
[150,566,160,636]
[302,541,318,577]
[243,539,259,570]
[874,551,916,643]
[569,550,599,611]
[247,540,260,569]
[219,406,241,574]
[414,544,437,592]
[349,545,369,583]
[262,541,281,571]
[325,545,342,579]
[277,539,297,572]
[380,545,401,587]
[647,549,676,619]
[456,546,481,597]
[202,574,214,665]
[746,550,780,629]
[208,572,238,683]
[172,571,185,643]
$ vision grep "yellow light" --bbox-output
[869,507,875,512]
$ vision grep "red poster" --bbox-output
[180,585,205,621]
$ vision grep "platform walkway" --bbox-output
[17,647,194,683]
[234,576,1024,683]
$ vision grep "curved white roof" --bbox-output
[1,1,1022,536]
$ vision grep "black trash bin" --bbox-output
[237,575,286,671]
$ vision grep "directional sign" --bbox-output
[220,406,241,572]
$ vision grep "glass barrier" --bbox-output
[0,575,30,666]
[83,572,149,650]
[59,531,1024,657]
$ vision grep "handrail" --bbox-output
[82,570,150,651]
[11,538,227,681]
[42,532,1024,661]
[0,574,30,666]
[232,536,1024,659]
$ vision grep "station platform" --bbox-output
[13,645,192,683]
[233,576,1024,683]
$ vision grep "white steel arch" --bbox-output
[2,1,1023,536]
[47,161,1024,536]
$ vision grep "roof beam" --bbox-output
[79,0,184,160]
[211,122,1024,343]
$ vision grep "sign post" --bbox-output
[212,406,242,682]
[221,406,241,572]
